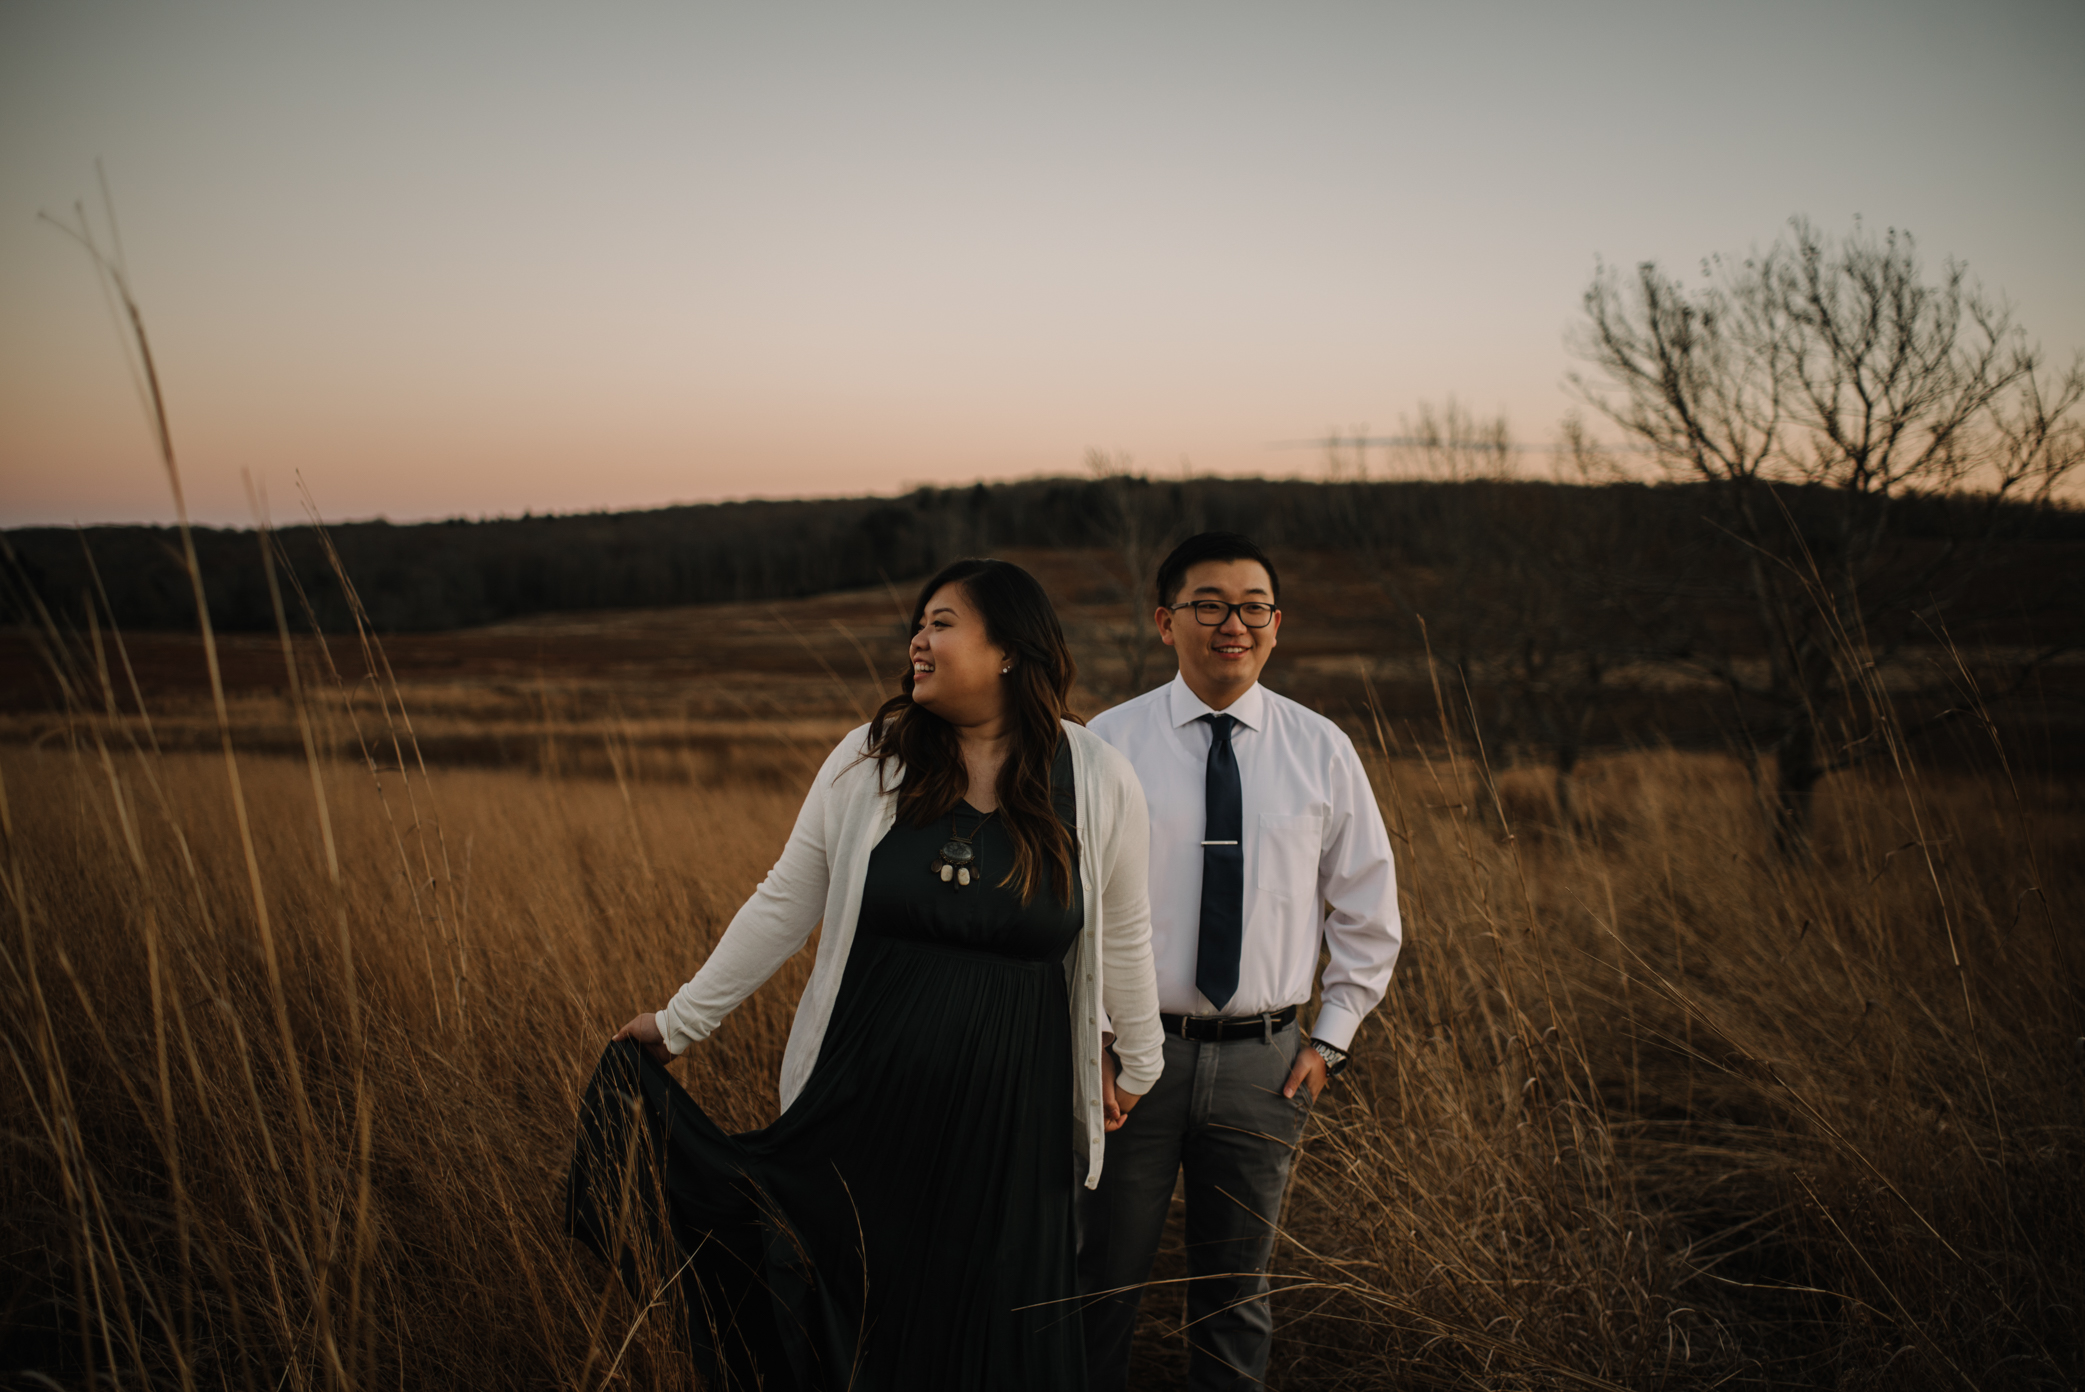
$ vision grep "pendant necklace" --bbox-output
[930,806,996,888]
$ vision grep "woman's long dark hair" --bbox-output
[867,558,1081,906]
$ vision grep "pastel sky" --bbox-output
[3,0,2081,526]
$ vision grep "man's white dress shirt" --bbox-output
[1087,674,1400,1052]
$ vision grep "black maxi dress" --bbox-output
[567,782,1087,1392]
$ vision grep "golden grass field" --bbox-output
[3,589,2080,1392]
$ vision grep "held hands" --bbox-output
[1099,1049,1144,1133]
[613,1012,675,1066]
[1282,1043,1328,1106]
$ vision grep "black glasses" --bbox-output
[1169,600,1276,628]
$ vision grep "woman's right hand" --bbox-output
[613,1012,675,1066]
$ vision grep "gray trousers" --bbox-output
[1079,1019,1312,1392]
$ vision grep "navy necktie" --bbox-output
[1196,713,1244,1011]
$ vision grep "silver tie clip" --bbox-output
[1200,839,1240,845]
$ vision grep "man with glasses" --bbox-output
[1081,531,1401,1391]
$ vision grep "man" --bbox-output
[1081,531,1402,1391]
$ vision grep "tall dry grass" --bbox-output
[2,649,2077,1389]
[1266,741,2082,1389]
[1,724,813,1389]
[5,208,2078,1389]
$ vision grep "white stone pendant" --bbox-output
[931,837,978,888]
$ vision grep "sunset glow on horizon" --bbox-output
[4,0,2081,528]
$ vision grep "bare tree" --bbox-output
[1550,413,1631,485]
[1320,425,1375,482]
[1573,216,2084,847]
[1476,483,1697,831]
[1388,398,1516,481]
[1329,408,1679,831]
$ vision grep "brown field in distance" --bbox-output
[3,556,2081,1389]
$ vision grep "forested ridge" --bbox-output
[7,474,2079,634]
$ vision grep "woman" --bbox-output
[567,557,1163,1391]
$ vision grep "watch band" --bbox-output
[1310,1039,1349,1078]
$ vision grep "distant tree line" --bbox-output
[6,475,2075,638]
[7,473,2081,838]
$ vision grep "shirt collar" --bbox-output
[1166,671,1266,733]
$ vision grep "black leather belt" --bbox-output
[1160,1005,1298,1041]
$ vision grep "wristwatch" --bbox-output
[1310,1039,1349,1078]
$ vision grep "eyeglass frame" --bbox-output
[1166,599,1278,629]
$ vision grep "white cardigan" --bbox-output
[655,719,1164,1187]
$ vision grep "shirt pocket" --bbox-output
[1252,812,1323,906]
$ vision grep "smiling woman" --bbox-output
[882,559,1082,901]
[571,557,1163,1391]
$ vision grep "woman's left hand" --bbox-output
[1101,1050,1143,1132]
[613,1011,674,1066]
